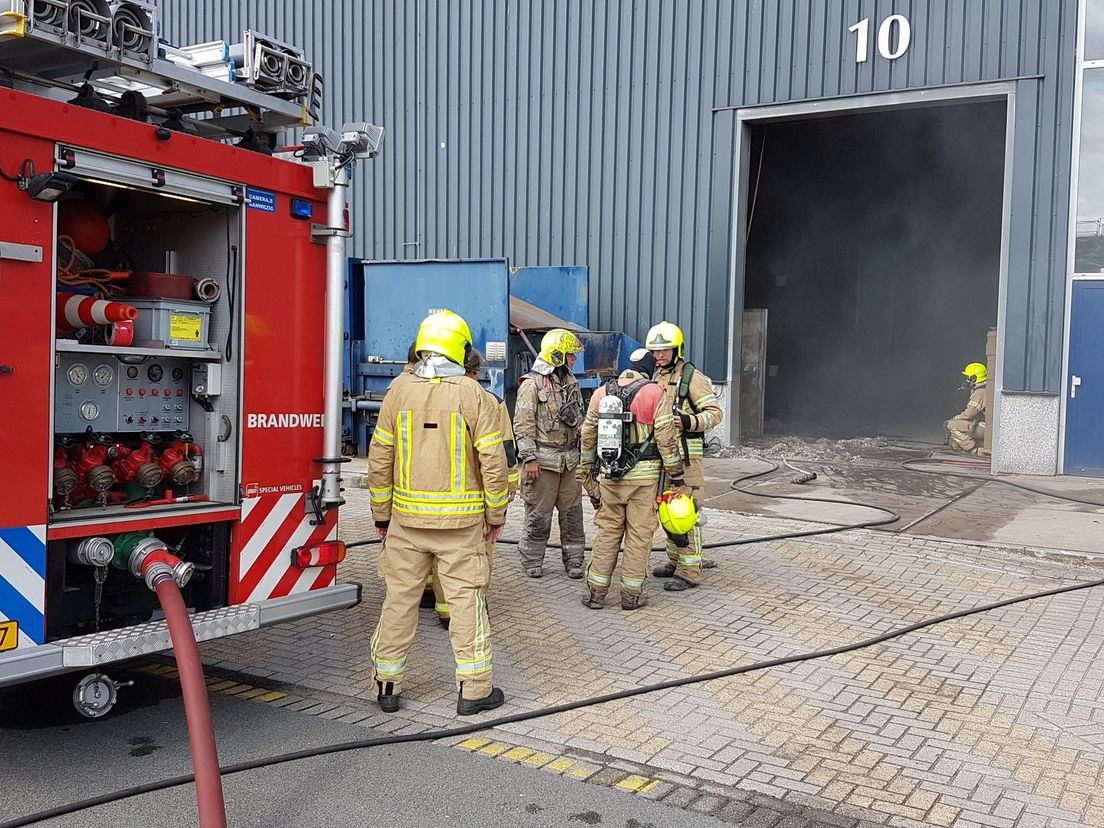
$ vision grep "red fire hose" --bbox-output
[150,560,227,828]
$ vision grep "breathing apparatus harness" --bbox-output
[596,377,659,480]
[666,360,703,466]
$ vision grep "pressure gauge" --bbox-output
[126,366,139,379]
[67,364,88,386]
[93,364,114,387]
[147,364,163,382]
[79,401,100,422]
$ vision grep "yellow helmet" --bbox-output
[539,328,584,367]
[645,321,684,359]
[414,310,473,365]
[657,490,699,536]
[962,362,988,385]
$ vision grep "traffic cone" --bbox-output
[56,292,138,332]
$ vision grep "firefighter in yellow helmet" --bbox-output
[945,362,989,456]
[427,347,520,629]
[513,328,587,579]
[645,321,724,591]
[577,348,686,610]
[368,310,510,715]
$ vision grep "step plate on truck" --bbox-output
[54,604,260,667]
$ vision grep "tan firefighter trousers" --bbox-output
[946,418,986,454]
[371,520,493,700]
[661,456,704,584]
[519,468,585,569]
[586,479,659,598]
[430,539,495,623]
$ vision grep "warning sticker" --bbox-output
[170,314,202,342]
[0,620,18,652]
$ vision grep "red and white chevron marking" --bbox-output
[232,493,337,603]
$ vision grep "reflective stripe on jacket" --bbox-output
[654,359,724,460]
[369,372,509,528]
[580,371,684,482]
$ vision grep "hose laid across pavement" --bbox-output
[8,459,1100,826]
[7,572,1103,827]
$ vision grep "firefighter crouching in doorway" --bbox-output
[646,321,724,591]
[946,362,989,457]
[577,348,688,610]
[514,328,587,579]
[428,348,520,629]
[368,310,510,716]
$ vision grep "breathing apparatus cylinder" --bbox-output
[597,393,633,477]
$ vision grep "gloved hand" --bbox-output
[576,465,600,508]
[667,478,690,499]
[674,408,693,431]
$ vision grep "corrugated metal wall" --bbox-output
[162,1,1076,387]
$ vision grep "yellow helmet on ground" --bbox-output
[962,362,988,385]
[658,490,699,536]
[645,321,684,359]
[415,310,473,365]
[539,328,584,367]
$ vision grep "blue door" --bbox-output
[1065,281,1104,476]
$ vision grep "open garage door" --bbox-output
[740,100,1006,445]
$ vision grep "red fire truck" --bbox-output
[0,3,375,715]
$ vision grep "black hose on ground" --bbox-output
[7,572,1104,827]
[346,462,901,553]
[900,456,1104,508]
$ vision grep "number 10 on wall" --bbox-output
[849,14,912,63]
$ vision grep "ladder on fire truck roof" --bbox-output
[0,1,320,140]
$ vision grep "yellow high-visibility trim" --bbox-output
[394,487,484,502]
[397,411,412,489]
[450,412,465,493]
[369,486,393,503]
[394,502,485,516]
[374,656,407,675]
[484,489,509,508]
[474,431,503,451]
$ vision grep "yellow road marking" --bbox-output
[615,775,653,792]
[457,737,491,751]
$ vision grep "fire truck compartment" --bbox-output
[51,183,243,521]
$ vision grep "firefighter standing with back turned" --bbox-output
[428,347,520,629]
[513,328,587,579]
[368,310,510,715]
[577,348,689,610]
[646,321,724,592]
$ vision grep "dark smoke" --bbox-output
[743,101,1006,441]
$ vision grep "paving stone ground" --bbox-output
[198,475,1104,828]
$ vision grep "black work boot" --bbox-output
[664,575,697,592]
[376,681,401,713]
[457,686,505,716]
[565,562,584,580]
[621,592,648,610]
[702,559,718,570]
[652,562,676,578]
[438,616,450,630]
